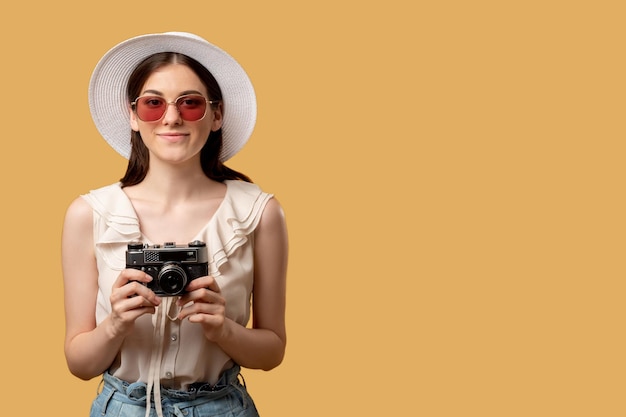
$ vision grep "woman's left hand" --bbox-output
[177,276,227,342]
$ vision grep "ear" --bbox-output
[129,106,140,132]
[211,102,223,132]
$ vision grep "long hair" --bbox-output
[120,52,252,187]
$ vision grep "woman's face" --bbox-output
[129,63,223,165]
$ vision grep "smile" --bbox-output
[158,132,189,141]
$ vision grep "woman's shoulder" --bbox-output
[64,182,121,227]
[223,180,277,211]
[224,179,264,194]
[65,195,92,218]
[63,196,94,237]
[227,180,287,233]
[83,182,123,196]
[258,197,286,230]
[80,182,132,213]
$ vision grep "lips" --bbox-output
[157,132,189,142]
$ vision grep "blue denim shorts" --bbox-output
[90,365,259,417]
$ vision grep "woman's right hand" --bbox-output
[108,269,162,337]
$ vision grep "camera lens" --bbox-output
[158,263,188,295]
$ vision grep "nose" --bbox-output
[162,102,182,124]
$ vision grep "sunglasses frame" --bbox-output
[131,94,219,122]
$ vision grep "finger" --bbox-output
[185,276,221,293]
[111,299,157,327]
[187,311,226,327]
[178,287,224,307]
[111,275,161,306]
[114,269,154,288]
[178,299,225,321]
[111,286,161,309]
[114,292,159,312]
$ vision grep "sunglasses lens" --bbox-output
[135,97,167,121]
[177,95,207,121]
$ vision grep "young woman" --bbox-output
[62,32,288,417]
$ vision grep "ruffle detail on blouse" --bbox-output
[206,180,273,276]
[82,182,142,244]
[81,180,273,276]
[81,183,142,272]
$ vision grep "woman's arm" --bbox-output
[62,197,160,380]
[179,197,289,370]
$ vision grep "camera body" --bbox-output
[126,240,209,296]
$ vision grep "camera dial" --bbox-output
[128,241,144,250]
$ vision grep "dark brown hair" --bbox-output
[120,52,252,187]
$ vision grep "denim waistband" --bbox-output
[101,364,242,404]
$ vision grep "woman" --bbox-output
[62,32,288,417]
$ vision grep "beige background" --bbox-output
[1,1,625,415]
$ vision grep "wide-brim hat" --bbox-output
[88,31,256,161]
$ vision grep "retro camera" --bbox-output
[126,240,209,296]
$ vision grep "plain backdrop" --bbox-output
[1,1,625,416]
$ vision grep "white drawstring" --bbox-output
[145,297,177,417]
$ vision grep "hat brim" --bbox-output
[88,32,256,161]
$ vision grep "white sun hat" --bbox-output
[88,31,257,161]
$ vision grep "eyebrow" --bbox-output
[141,89,206,97]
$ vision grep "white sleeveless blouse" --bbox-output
[81,179,273,389]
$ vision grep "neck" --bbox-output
[133,159,221,203]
